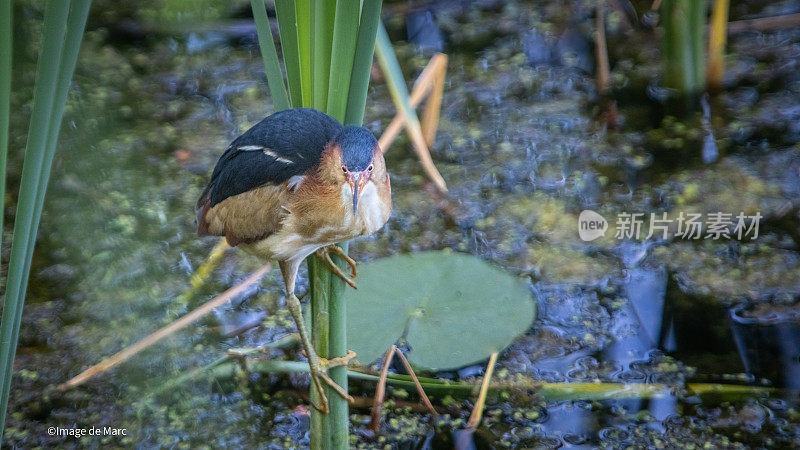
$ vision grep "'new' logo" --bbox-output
[578,210,608,241]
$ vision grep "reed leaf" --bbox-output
[375,23,422,135]
[0,2,70,434]
[250,0,290,111]
[325,0,360,121]
[344,0,383,126]
[32,0,92,258]
[295,0,312,106]
[275,0,301,104]
[0,0,90,438]
[311,0,335,110]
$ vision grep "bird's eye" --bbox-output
[368,164,373,172]
[341,166,347,173]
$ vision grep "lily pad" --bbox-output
[345,250,535,371]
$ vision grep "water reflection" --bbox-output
[731,302,800,391]
[527,237,799,447]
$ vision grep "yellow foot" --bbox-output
[316,245,358,289]
[304,349,357,413]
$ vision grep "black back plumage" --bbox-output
[199,108,342,208]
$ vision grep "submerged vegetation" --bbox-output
[2,0,800,448]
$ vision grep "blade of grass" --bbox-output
[295,0,312,106]
[325,0,360,121]
[275,0,301,105]
[0,0,78,438]
[344,0,383,125]
[250,0,290,111]
[0,0,11,252]
[312,0,335,110]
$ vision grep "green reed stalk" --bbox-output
[662,0,707,96]
[274,0,301,104]
[296,0,312,106]
[324,3,382,448]
[324,1,360,120]
[0,0,91,440]
[311,0,335,110]
[344,0,382,126]
[317,5,360,446]
[308,253,332,448]
[251,1,382,446]
[250,0,290,111]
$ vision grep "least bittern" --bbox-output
[197,108,392,412]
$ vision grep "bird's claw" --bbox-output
[301,349,357,368]
[305,349,357,413]
[316,245,358,289]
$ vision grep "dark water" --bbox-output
[4,0,800,448]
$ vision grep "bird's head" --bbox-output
[322,126,382,214]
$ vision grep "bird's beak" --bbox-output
[347,171,369,214]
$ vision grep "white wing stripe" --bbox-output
[263,149,294,164]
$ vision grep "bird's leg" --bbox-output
[285,292,355,412]
[315,245,357,289]
[280,260,355,413]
